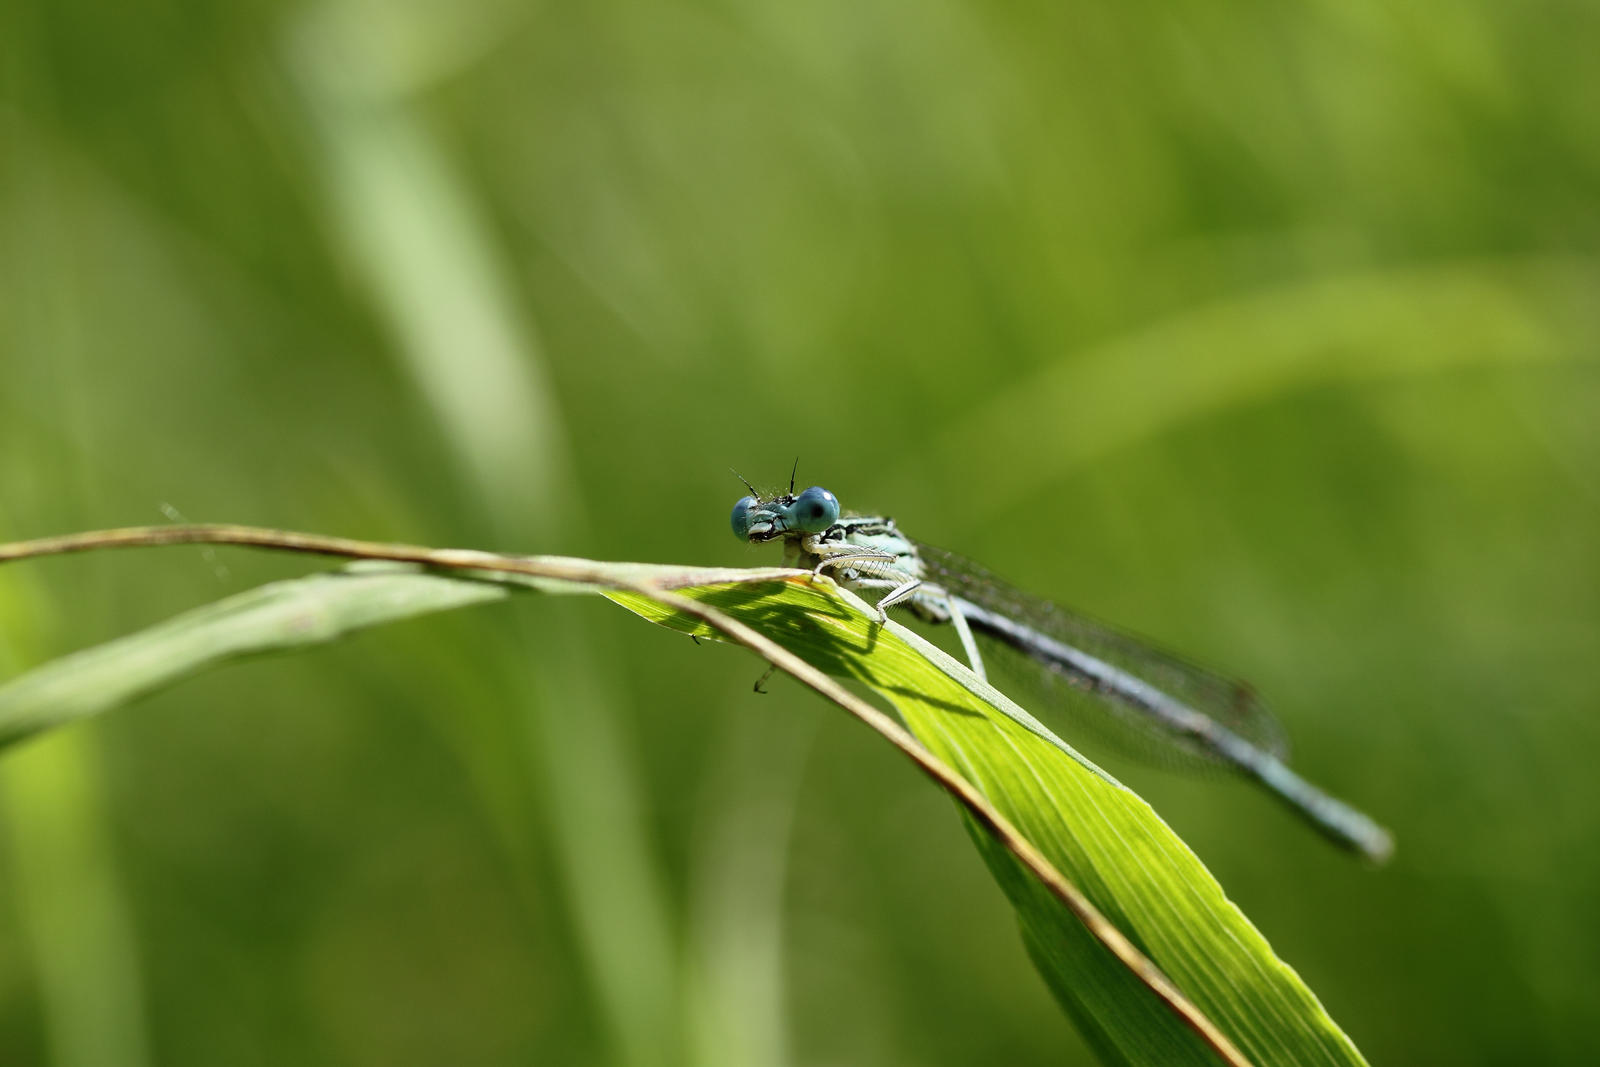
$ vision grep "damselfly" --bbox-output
[730,472,1393,862]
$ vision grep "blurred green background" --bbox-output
[2,0,1597,1063]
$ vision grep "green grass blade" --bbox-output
[0,565,510,748]
[618,576,1371,1067]
[0,542,1370,1065]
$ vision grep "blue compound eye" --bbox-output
[730,495,758,540]
[787,486,839,533]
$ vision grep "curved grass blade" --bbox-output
[616,576,1371,1067]
[0,527,1373,1064]
[0,566,510,747]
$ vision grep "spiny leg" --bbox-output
[872,576,922,624]
[946,597,987,681]
[811,548,897,577]
[831,575,921,624]
[752,663,777,693]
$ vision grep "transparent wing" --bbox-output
[913,541,1290,768]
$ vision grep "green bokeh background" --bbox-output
[2,1,1597,1064]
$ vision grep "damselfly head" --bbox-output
[729,479,840,542]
